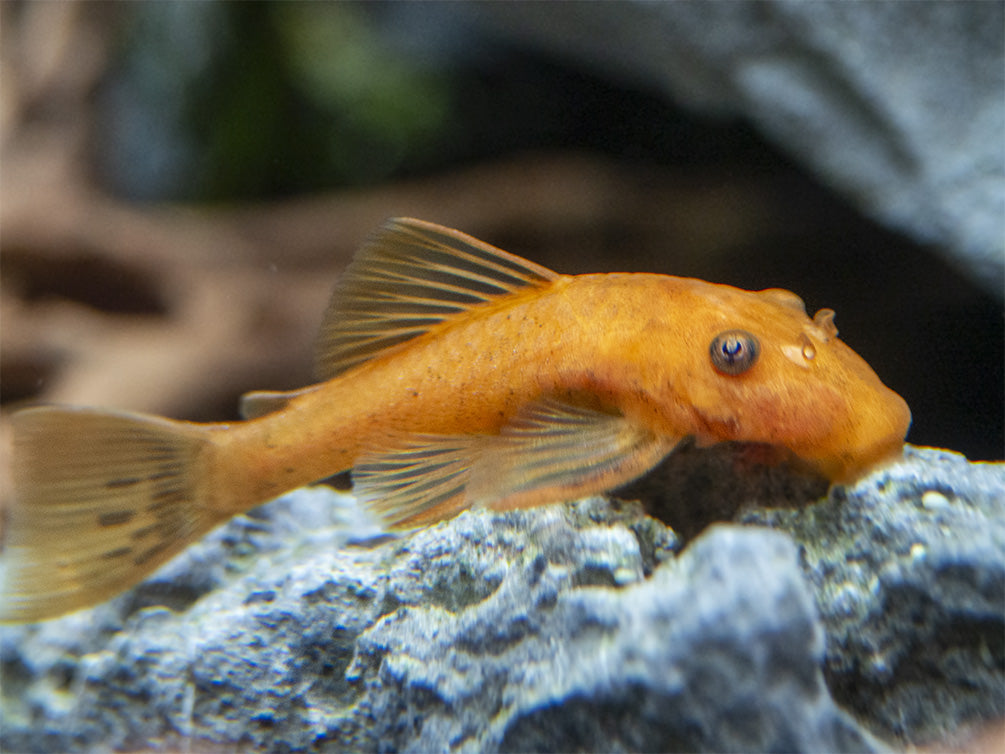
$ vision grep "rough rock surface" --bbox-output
[469,1,1005,292]
[744,446,1005,744]
[1,447,1002,752]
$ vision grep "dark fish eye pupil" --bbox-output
[710,330,759,375]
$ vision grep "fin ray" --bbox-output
[355,399,681,530]
[469,400,682,510]
[315,218,559,380]
[353,435,479,528]
[2,406,221,622]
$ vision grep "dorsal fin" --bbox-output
[314,218,560,380]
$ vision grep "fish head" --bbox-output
[655,281,911,483]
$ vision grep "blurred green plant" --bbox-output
[104,2,453,201]
[100,1,741,204]
[277,3,451,186]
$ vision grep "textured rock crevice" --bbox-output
[1,448,1002,752]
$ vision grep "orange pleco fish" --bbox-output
[1,218,911,621]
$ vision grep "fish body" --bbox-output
[2,218,911,621]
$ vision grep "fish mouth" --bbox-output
[818,437,907,484]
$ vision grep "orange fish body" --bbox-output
[3,219,911,621]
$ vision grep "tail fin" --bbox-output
[2,406,223,622]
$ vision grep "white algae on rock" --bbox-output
[1,447,1002,752]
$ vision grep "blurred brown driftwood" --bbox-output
[2,4,794,421]
[6,144,791,418]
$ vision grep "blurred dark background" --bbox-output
[2,2,1001,462]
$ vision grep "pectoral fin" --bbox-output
[355,399,680,529]
[469,399,682,511]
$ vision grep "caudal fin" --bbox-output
[2,406,223,622]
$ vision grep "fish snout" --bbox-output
[820,385,911,483]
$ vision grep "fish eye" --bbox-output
[710,330,760,375]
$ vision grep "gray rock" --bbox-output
[391,524,878,754]
[467,1,1005,292]
[0,496,665,752]
[743,446,1005,745]
[1,446,1001,752]
[1,494,878,753]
